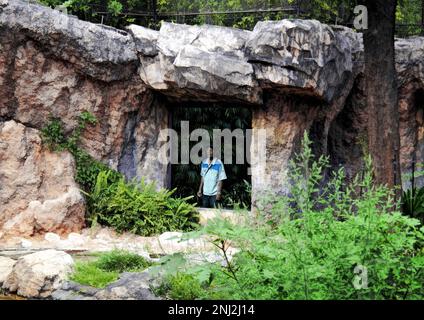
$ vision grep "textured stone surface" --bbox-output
[3,250,74,298]
[126,24,159,56]
[247,20,353,102]
[0,1,355,105]
[326,75,367,182]
[395,37,424,87]
[0,121,85,238]
[138,22,261,103]
[0,256,15,285]
[51,281,99,300]
[398,82,424,190]
[94,272,160,300]
[0,24,168,188]
[0,0,137,82]
[0,226,215,257]
[251,94,322,201]
[137,20,353,104]
[197,208,245,225]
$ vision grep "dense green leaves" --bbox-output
[70,250,152,288]
[37,0,423,36]
[171,105,252,209]
[402,187,424,224]
[87,170,199,236]
[94,249,152,273]
[157,133,424,300]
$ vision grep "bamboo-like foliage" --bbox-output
[171,105,252,208]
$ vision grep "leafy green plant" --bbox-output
[402,187,424,224]
[38,0,424,37]
[222,179,251,209]
[154,273,208,300]
[95,249,151,273]
[156,132,424,300]
[70,261,119,288]
[70,250,151,288]
[40,117,67,151]
[87,170,199,236]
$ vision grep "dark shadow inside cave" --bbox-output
[168,102,252,209]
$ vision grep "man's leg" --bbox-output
[202,195,210,208]
[210,195,217,208]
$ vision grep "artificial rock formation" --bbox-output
[3,250,74,298]
[0,256,15,285]
[1,0,424,236]
[0,120,85,238]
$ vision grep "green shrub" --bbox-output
[157,133,424,300]
[95,250,151,273]
[70,250,151,288]
[402,187,424,224]
[87,170,199,236]
[155,273,207,300]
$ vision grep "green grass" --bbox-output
[154,273,207,300]
[70,262,119,288]
[70,250,152,288]
[95,250,151,273]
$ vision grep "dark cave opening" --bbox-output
[168,102,252,209]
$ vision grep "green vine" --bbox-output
[41,111,122,193]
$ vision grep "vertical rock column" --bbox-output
[399,83,424,190]
[132,96,170,189]
[250,93,320,205]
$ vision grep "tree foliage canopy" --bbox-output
[38,0,423,35]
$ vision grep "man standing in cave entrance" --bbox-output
[197,146,227,208]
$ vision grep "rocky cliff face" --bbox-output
[1,0,424,236]
[0,120,85,237]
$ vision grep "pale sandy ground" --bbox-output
[0,208,243,258]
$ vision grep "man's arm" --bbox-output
[197,177,204,198]
[216,162,226,201]
[216,180,223,200]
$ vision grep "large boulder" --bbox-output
[0,120,85,238]
[3,250,74,298]
[94,272,160,300]
[0,0,138,81]
[137,22,261,104]
[246,19,353,103]
[0,1,169,188]
[395,37,424,87]
[0,256,16,286]
[135,20,354,104]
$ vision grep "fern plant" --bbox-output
[87,170,199,236]
[402,187,424,224]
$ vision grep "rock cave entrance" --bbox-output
[168,102,252,209]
